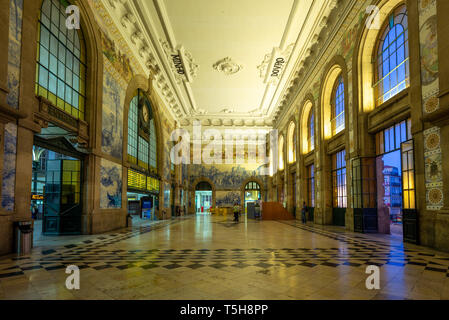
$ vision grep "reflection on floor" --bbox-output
[1,215,449,300]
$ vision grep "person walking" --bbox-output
[301,201,308,224]
[233,202,240,222]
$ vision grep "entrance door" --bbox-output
[44,156,82,235]
[401,140,418,243]
[195,181,213,214]
[244,181,261,213]
[332,150,347,227]
[375,119,412,238]
[306,164,315,221]
[32,129,85,237]
[291,173,296,217]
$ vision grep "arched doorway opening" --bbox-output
[243,181,261,213]
[195,181,213,214]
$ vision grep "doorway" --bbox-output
[332,150,347,226]
[195,181,212,214]
[375,119,415,239]
[244,181,261,213]
[32,137,83,238]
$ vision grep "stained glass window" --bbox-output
[375,4,409,105]
[36,0,86,120]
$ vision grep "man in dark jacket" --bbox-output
[301,201,308,224]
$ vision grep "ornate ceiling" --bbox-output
[103,0,340,128]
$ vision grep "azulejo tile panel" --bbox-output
[424,126,443,210]
[100,158,122,209]
[1,123,17,211]
[6,0,23,110]
[189,164,267,190]
[101,63,125,159]
[419,0,439,114]
[216,191,241,206]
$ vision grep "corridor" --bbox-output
[1,216,448,300]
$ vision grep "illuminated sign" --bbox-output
[32,194,44,200]
[147,177,160,192]
[128,169,159,193]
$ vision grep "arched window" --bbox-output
[287,122,296,164]
[375,4,409,105]
[308,110,314,152]
[36,0,86,120]
[127,89,158,175]
[278,135,284,171]
[245,182,260,191]
[331,75,345,135]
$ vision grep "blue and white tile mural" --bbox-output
[7,0,23,109]
[102,67,124,159]
[189,164,266,190]
[1,123,17,211]
[163,183,171,208]
[216,191,240,206]
[164,139,172,180]
[100,159,122,209]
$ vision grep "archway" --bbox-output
[195,181,213,214]
[243,181,261,214]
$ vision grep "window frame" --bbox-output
[332,149,347,208]
[127,89,159,178]
[330,74,345,136]
[374,4,409,106]
[35,0,87,120]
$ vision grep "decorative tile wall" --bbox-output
[216,191,241,206]
[1,123,17,211]
[100,158,122,209]
[1,0,23,212]
[424,127,443,210]
[6,0,23,109]
[189,164,266,190]
[419,0,439,114]
[101,61,125,159]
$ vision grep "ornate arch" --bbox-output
[354,0,406,113]
[32,0,103,147]
[300,93,316,154]
[240,176,266,205]
[122,74,163,179]
[278,134,285,171]
[319,55,349,140]
[190,177,216,209]
[286,117,297,164]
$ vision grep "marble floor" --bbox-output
[1,215,449,300]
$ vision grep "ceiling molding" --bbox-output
[100,0,344,129]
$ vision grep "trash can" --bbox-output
[14,221,33,255]
[126,214,133,227]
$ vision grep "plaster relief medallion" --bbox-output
[424,96,439,113]
[425,132,440,150]
[428,188,443,205]
[213,57,243,75]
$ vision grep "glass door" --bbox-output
[401,140,418,243]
